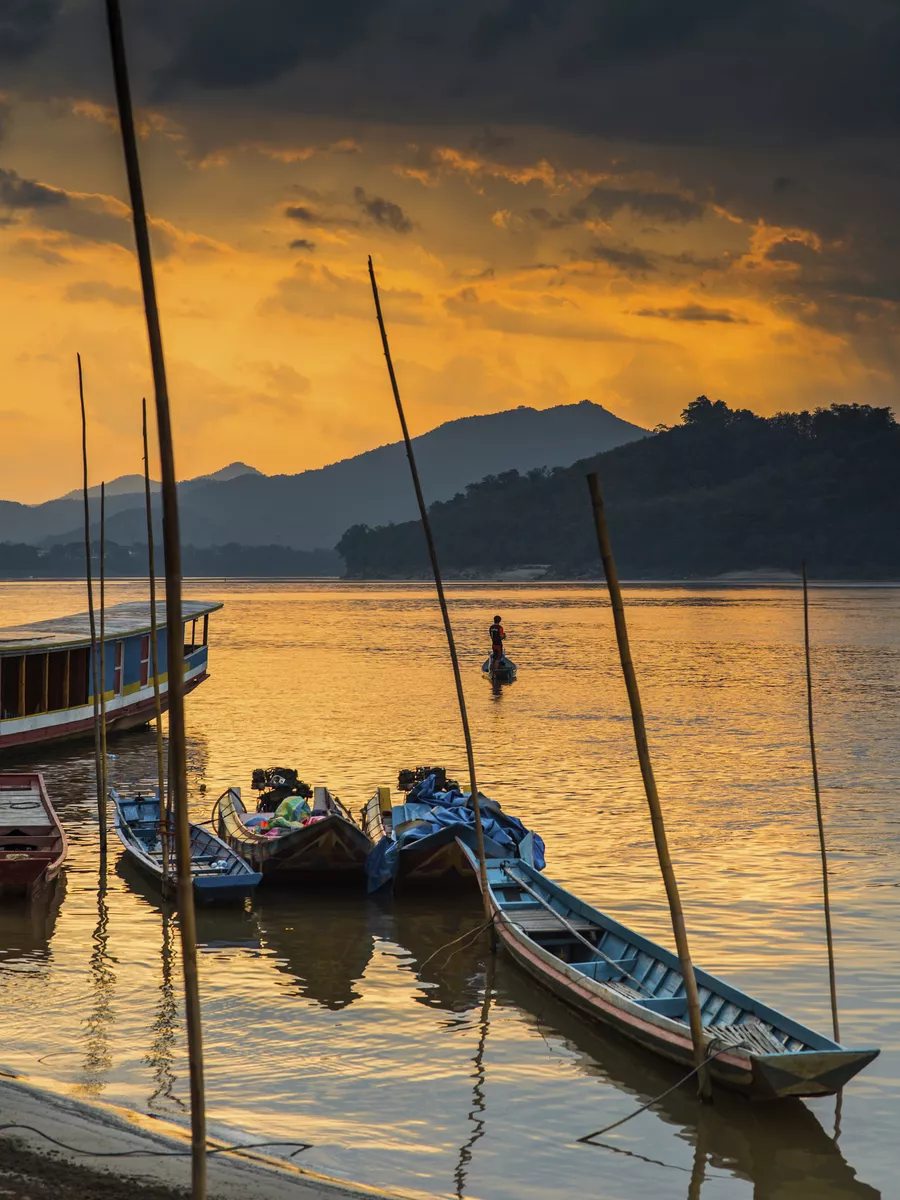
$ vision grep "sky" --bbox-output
[1,1,898,501]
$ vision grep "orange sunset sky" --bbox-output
[1,2,897,502]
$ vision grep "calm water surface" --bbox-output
[0,580,897,1199]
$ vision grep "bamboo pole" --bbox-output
[802,562,840,1044]
[367,256,491,919]
[99,483,109,810]
[143,398,168,883]
[587,472,711,1100]
[103,4,206,1193]
[78,354,106,858]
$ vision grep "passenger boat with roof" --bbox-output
[462,846,879,1099]
[0,600,221,751]
[216,767,373,885]
[0,772,68,898]
[111,788,261,904]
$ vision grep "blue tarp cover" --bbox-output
[365,773,545,892]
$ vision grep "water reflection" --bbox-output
[78,865,116,1098]
[0,874,65,968]
[453,955,494,1200]
[499,964,880,1199]
[145,908,185,1113]
[256,892,375,1011]
[390,895,487,1013]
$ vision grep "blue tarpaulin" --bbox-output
[365,774,545,892]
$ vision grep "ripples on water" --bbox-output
[0,580,897,1198]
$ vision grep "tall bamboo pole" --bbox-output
[802,562,840,1044]
[99,483,109,810]
[143,398,168,883]
[587,473,711,1100]
[367,257,491,918]
[104,3,206,1193]
[78,355,106,858]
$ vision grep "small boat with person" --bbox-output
[463,847,879,1099]
[0,772,68,898]
[216,767,372,885]
[111,788,261,904]
[362,765,544,893]
[482,654,517,683]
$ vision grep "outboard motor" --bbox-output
[251,767,313,813]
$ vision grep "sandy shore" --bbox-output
[0,1072,403,1200]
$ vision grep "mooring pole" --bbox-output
[802,562,840,1044]
[104,3,206,1192]
[99,483,109,814]
[143,398,168,883]
[587,472,711,1100]
[367,257,491,919]
[78,355,106,860]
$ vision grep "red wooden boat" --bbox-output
[0,772,68,897]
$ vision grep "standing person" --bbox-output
[489,615,505,666]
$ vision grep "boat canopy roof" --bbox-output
[0,600,222,654]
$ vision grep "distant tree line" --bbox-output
[0,541,341,579]
[337,398,900,579]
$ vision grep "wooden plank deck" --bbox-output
[0,787,50,828]
[511,909,600,935]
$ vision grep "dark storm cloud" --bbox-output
[586,243,655,272]
[0,167,66,208]
[573,187,703,224]
[0,0,60,64]
[353,187,414,234]
[635,304,749,323]
[289,238,316,251]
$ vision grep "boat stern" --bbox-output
[192,871,262,905]
[750,1047,880,1098]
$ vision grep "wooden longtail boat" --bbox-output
[112,790,261,904]
[481,655,517,683]
[216,786,372,885]
[463,848,879,1099]
[0,772,68,898]
[0,600,221,752]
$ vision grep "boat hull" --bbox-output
[218,791,371,885]
[466,849,878,1099]
[0,773,67,898]
[393,826,480,892]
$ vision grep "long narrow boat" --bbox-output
[481,655,517,683]
[361,769,543,893]
[216,785,372,885]
[0,772,68,898]
[111,789,261,904]
[0,600,221,752]
[463,848,878,1099]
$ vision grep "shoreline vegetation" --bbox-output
[338,398,900,581]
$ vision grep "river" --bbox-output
[0,580,896,1198]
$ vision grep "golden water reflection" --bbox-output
[0,581,897,1198]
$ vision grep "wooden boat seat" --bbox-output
[572,955,638,983]
[704,1020,790,1055]
[513,910,599,935]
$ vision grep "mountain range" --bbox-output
[337,398,900,580]
[0,402,646,550]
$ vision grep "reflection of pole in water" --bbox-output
[686,1113,708,1200]
[79,866,116,1096]
[454,956,494,1200]
[145,908,186,1112]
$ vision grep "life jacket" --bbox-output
[489,622,504,645]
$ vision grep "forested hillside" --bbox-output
[337,398,900,579]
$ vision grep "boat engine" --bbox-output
[397,765,459,794]
[251,767,313,813]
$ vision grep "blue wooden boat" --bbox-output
[482,655,516,683]
[462,847,879,1099]
[111,789,261,904]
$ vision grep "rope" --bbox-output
[0,1123,311,1160]
[417,917,495,972]
[578,1047,728,1144]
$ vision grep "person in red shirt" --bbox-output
[489,615,505,665]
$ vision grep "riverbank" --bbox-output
[0,1073,402,1200]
